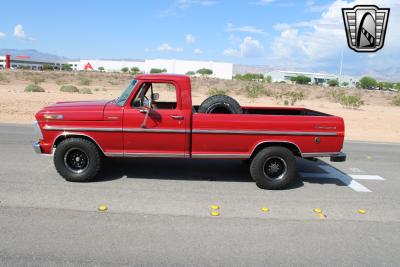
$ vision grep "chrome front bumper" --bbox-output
[33,141,42,154]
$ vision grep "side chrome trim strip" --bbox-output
[44,126,336,136]
[191,153,249,159]
[44,126,122,132]
[123,128,187,133]
[301,152,342,158]
[192,129,337,136]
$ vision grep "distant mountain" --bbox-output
[0,49,70,62]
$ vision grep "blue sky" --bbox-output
[1,0,399,79]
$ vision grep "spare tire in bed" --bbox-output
[198,95,243,114]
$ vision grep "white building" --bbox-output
[68,59,233,80]
[0,55,62,70]
[266,70,357,87]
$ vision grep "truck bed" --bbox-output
[193,106,331,116]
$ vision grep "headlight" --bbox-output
[33,120,43,140]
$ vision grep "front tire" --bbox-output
[54,138,102,182]
[250,146,297,189]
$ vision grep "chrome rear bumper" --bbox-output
[33,141,42,154]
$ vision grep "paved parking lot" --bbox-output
[0,124,399,266]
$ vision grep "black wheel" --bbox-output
[198,95,243,114]
[250,146,297,189]
[54,138,102,182]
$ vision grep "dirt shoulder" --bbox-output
[1,70,399,143]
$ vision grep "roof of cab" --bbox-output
[135,74,190,82]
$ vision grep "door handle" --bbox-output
[170,115,184,120]
[139,109,148,114]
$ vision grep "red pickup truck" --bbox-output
[33,74,346,189]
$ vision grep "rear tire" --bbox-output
[198,95,243,114]
[54,138,102,182]
[250,146,297,189]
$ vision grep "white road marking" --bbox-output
[350,175,385,180]
[300,166,385,193]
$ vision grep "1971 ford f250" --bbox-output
[33,74,346,189]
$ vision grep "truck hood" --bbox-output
[38,100,113,121]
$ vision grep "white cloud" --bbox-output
[0,32,5,38]
[186,34,196,44]
[223,36,264,58]
[226,23,266,35]
[13,24,34,40]
[194,48,203,54]
[223,48,240,57]
[240,36,264,57]
[269,0,400,79]
[157,43,184,52]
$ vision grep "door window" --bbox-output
[132,82,177,110]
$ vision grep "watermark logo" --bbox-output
[342,5,390,52]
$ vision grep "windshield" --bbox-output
[116,80,137,106]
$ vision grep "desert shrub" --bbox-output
[0,73,8,83]
[244,83,271,98]
[208,88,228,96]
[78,77,91,85]
[341,82,349,87]
[42,64,54,71]
[275,91,305,106]
[130,67,140,75]
[265,75,272,83]
[24,84,45,92]
[94,88,100,91]
[327,89,346,102]
[60,85,79,93]
[31,76,45,85]
[339,94,364,109]
[79,88,93,94]
[328,79,338,87]
[392,94,400,106]
[359,76,377,89]
[186,71,195,76]
[121,67,129,73]
[98,67,105,71]
[290,75,311,84]
[61,64,72,71]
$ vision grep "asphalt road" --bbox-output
[0,124,399,266]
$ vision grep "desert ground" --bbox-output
[0,70,399,142]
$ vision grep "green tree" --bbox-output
[42,64,54,71]
[290,75,311,84]
[341,82,349,87]
[196,68,213,76]
[130,67,140,74]
[328,79,338,87]
[121,67,129,73]
[186,71,195,76]
[150,68,167,74]
[61,64,72,71]
[359,76,377,89]
[265,75,272,83]
[98,66,105,72]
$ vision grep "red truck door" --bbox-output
[122,81,187,157]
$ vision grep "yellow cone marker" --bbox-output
[98,204,108,212]
[358,209,367,214]
[210,211,220,216]
[317,213,326,220]
[261,207,270,212]
[313,208,322,213]
[211,205,220,210]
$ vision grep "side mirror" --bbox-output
[152,93,159,101]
